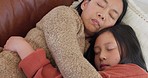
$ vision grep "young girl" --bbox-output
[85,24,148,77]
[4,24,148,78]
[3,0,128,78]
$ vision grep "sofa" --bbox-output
[0,0,76,78]
[0,0,75,47]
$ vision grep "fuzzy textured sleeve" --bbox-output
[37,6,102,78]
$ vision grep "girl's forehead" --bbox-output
[95,31,115,45]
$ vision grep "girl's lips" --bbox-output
[100,64,110,70]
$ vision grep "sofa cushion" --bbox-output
[122,0,148,68]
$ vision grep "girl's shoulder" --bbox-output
[100,64,148,78]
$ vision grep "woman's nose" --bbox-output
[97,13,105,21]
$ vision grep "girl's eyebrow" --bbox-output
[104,42,113,46]
[94,45,101,50]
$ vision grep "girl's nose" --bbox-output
[100,56,106,61]
[99,52,107,61]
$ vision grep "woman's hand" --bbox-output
[4,36,35,59]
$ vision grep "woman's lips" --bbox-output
[91,19,100,26]
[91,19,100,30]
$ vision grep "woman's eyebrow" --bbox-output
[104,0,108,4]
[104,0,119,15]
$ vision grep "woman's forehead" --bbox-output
[94,0,123,14]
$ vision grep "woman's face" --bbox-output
[94,31,120,71]
[81,0,123,36]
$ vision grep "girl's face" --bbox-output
[81,0,123,36]
[94,31,120,71]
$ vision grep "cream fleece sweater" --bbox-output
[31,6,102,78]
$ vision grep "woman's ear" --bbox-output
[81,0,90,10]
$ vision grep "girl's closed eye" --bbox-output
[106,44,117,52]
[94,47,101,55]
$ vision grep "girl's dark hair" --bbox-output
[75,0,128,25]
[84,24,147,71]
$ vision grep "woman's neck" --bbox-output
[85,33,93,42]
[84,30,94,39]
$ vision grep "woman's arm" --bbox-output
[40,6,102,78]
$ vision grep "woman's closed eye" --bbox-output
[109,10,119,20]
[109,12,118,20]
[109,13,115,20]
[96,0,107,8]
[97,3,104,8]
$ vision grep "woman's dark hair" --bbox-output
[75,0,128,25]
[84,24,147,71]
